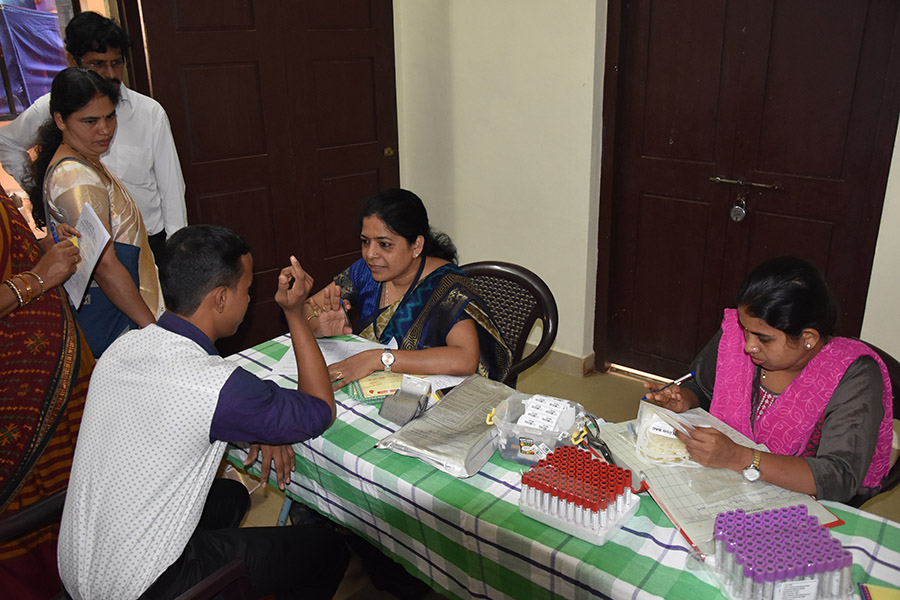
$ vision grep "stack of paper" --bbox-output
[598,408,842,557]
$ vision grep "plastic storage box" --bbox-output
[491,393,586,464]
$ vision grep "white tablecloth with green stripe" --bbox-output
[225,335,900,600]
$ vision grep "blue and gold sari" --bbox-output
[336,258,512,381]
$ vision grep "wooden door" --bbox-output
[123,0,399,354]
[598,0,900,378]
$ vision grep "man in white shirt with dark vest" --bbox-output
[0,11,186,262]
[58,225,349,599]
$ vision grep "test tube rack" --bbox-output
[518,445,640,546]
[710,505,854,600]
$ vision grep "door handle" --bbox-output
[709,176,783,190]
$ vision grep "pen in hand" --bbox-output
[641,371,694,401]
[340,298,352,329]
[49,221,59,243]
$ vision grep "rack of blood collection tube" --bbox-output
[518,445,640,545]
[710,505,854,600]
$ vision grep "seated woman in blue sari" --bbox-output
[307,188,511,386]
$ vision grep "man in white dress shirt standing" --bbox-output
[0,11,186,263]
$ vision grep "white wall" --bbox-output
[394,1,900,367]
[861,124,900,357]
[394,0,604,362]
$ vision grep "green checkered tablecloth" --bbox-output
[226,335,900,600]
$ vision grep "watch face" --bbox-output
[381,350,395,367]
[742,466,760,482]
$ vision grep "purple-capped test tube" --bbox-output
[841,550,854,598]
[762,564,777,600]
[714,524,727,573]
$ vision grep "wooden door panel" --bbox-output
[603,0,900,377]
[745,2,867,178]
[640,0,728,163]
[130,0,400,355]
[294,1,400,290]
[171,0,254,29]
[730,0,899,334]
[627,194,719,365]
[609,0,738,373]
[180,64,269,160]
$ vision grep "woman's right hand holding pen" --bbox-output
[306,282,353,337]
[641,381,698,413]
[35,226,83,289]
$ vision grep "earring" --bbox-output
[413,253,419,258]
[805,343,812,349]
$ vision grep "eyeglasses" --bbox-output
[83,58,126,71]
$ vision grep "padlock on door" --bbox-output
[730,192,747,222]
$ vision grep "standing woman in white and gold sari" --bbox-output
[26,67,161,357]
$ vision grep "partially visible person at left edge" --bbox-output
[57,225,348,600]
[0,11,186,262]
[1,185,94,600]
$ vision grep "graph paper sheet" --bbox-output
[598,408,840,557]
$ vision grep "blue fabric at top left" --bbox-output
[0,5,66,116]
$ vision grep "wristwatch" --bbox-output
[741,450,761,482]
[381,349,395,372]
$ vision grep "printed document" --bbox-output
[62,204,110,308]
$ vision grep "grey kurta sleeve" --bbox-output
[806,356,884,502]
[680,330,884,501]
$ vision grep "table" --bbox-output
[226,335,900,600]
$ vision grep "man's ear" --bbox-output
[214,286,228,313]
[66,52,79,68]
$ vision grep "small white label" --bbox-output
[774,579,818,600]
[650,421,677,439]
[533,442,552,460]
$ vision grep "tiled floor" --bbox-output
[230,364,900,599]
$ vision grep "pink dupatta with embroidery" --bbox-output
[710,309,892,489]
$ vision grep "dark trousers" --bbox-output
[139,479,349,600]
[147,230,167,267]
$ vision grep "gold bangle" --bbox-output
[21,271,45,300]
[306,310,319,321]
[4,279,24,307]
[12,274,32,304]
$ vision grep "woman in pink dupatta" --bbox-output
[644,257,892,502]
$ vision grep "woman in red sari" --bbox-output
[1,186,93,599]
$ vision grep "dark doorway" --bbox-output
[596,0,900,378]
[118,0,400,354]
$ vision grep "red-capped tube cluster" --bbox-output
[520,446,636,532]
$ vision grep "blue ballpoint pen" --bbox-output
[49,221,60,243]
[641,371,694,400]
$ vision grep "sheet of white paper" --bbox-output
[61,204,111,309]
[271,335,397,378]
[422,374,467,390]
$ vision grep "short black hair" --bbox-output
[160,225,251,316]
[64,11,131,59]
[736,256,838,338]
